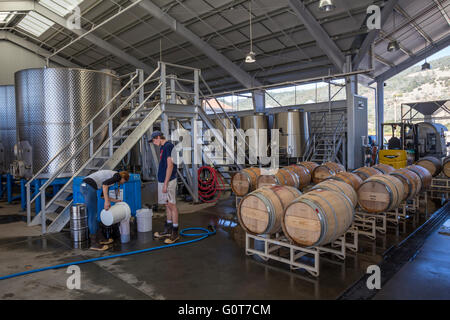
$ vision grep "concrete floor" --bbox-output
[0,195,448,300]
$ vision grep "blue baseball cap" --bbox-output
[150,130,163,142]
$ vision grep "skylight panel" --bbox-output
[39,0,84,17]
[17,11,55,37]
[0,12,15,24]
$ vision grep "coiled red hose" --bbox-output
[198,166,226,203]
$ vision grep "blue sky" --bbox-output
[414,45,450,66]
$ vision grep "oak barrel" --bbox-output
[311,179,358,208]
[444,157,450,178]
[352,167,382,181]
[297,161,319,175]
[256,168,298,189]
[390,168,422,201]
[238,185,302,235]
[406,165,432,191]
[416,157,443,177]
[312,162,345,184]
[282,189,354,247]
[285,165,311,189]
[231,167,261,196]
[373,163,395,174]
[328,172,363,190]
[357,175,405,213]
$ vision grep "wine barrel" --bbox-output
[352,167,382,181]
[443,157,450,178]
[357,175,405,213]
[238,185,302,235]
[297,161,319,175]
[407,165,432,191]
[311,179,358,208]
[312,162,345,184]
[373,163,395,174]
[328,172,363,190]
[282,189,354,247]
[231,167,261,196]
[416,157,443,177]
[390,169,422,201]
[285,165,311,189]
[256,168,298,189]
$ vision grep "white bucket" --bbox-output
[100,202,131,226]
[119,218,130,243]
[136,208,153,232]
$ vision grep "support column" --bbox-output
[252,90,265,113]
[376,80,385,150]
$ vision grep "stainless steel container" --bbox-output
[273,110,309,158]
[0,85,16,172]
[213,117,235,140]
[70,204,89,244]
[240,113,269,158]
[15,68,120,176]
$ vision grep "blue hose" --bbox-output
[0,226,216,281]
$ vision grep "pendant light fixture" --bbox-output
[319,0,336,12]
[387,10,400,52]
[245,1,256,63]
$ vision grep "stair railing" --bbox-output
[27,67,161,230]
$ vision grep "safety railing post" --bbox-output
[41,190,46,234]
[89,122,94,157]
[26,183,31,225]
[109,120,113,157]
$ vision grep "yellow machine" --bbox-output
[379,123,414,169]
[379,149,407,169]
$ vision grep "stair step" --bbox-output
[94,156,110,160]
[86,166,101,171]
[54,200,71,207]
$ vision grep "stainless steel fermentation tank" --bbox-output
[213,117,236,140]
[273,110,309,158]
[239,113,268,158]
[0,85,16,173]
[15,68,120,176]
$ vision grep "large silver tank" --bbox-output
[15,68,120,176]
[240,113,268,158]
[416,122,448,158]
[273,110,309,158]
[0,85,16,172]
[213,117,236,140]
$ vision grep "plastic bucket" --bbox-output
[119,219,130,243]
[136,208,153,233]
[100,202,131,226]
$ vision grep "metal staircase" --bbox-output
[26,62,244,234]
[303,111,346,165]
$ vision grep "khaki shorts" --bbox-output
[158,179,177,205]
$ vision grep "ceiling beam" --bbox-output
[0,30,80,67]
[0,0,156,74]
[32,3,156,74]
[135,0,262,89]
[375,34,450,83]
[394,5,433,45]
[353,0,400,69]
[287,0,345,72]
[433,0,450,26]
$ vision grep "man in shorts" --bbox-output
[150,131,179,244]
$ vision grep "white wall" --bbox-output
[0,41,58,85]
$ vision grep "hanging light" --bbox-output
[421,60,431,71]
[319,0,336,12]
[386,10,400,52]
[245,1,256,63]
[387,40,400,52]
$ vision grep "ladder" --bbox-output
[303,111,346,165]
[25,62,244,234]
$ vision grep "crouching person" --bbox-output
[80,170,130,251]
